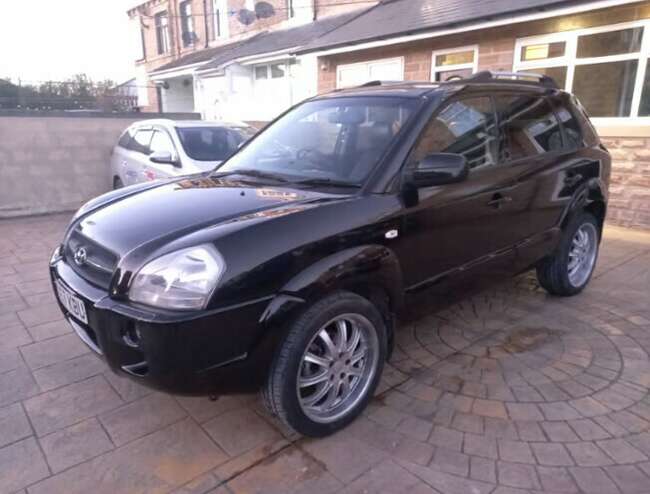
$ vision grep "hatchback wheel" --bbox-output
[264,291,387,437]
[537,212,600,296]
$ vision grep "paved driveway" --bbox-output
[1,214,650,494]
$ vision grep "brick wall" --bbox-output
[603,137,650,229]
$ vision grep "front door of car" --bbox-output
[146,128,182,181]
[396,94,521,292]
[123,128,153,186]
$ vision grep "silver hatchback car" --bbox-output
[110,119,256,188]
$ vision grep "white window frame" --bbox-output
[335,57,405,89]
[514,20,650,124]
[431,45,479,82]
[253,62,288,81]
[213,0,229,39]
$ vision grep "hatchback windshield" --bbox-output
[177,126,255,162]
[216,97,418,185]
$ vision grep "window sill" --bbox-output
[593,118,650,137]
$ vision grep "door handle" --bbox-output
[487,193,513,208]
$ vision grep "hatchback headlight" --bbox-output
[129,245,225,311]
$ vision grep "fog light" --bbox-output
[122,325,141,348]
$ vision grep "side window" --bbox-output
[149,130,176,155]
[131,129,153,155]
[117,129,133,149]
[553,95,591,149]
[412,97,497,170]
[495,95,562,161]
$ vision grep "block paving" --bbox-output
[1,213,650,493]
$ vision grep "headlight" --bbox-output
[129,245,225,311]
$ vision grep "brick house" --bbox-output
[126,0,374,115]
[126,0,650,229]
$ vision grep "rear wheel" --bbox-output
[264,291,387,437]
[537,212,600,296]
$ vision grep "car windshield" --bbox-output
[176,126,253,162]
[216,97,418,186]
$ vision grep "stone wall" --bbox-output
[603,137,650,230]
[0,111,198,218]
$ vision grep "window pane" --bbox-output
[552,101,585,149]
[435,50,474,66]
[517,67,567,89]
[219,97,418,184]
[177,127,231,161]
[255,66,268,79]
[496,96,562,160]
[414,97,496,169]
[573,60,638,117]
[270,64,285,78]
[149,131,175,154]
[434,68,473,82]
[132,130,153,155]
[521,42,566,61]
[577,27,642,58]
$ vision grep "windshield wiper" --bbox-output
[292,178,362,188]
[212,169,291,183]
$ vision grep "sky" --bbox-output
[0,0,141,85]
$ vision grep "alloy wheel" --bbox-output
[297,313,379,424]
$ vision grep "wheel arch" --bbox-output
[560,178,608,235]
[259,245,404,350]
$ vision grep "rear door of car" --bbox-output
[493,90,574,269]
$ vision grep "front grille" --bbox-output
[65,229,118,289]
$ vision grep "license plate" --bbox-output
[55,280,88,324]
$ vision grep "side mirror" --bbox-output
[411,153,469,188]
[150,150,179,166]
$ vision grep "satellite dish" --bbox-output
[237,9,256,25]
[255,2,275,19]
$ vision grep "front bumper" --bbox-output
[49,258,275,395]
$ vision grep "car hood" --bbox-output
[73,176,345,257]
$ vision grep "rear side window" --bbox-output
[495,95,563,161]
[412,96,497,170]
[552,94,595,149]
[131,129,154,155]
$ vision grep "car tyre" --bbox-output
[113,177,124,190]
[264,291,387,437]
[536,211,600,296]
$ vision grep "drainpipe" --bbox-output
[203,0,210,48]
[312,0,317,20]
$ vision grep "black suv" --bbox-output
[50,72,610,437]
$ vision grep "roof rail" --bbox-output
[464,71,559,89]
[357,80,411,87]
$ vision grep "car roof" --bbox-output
[131,119,252,129]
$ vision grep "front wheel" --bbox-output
[537,212,600,296]
[264,291,387,437]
